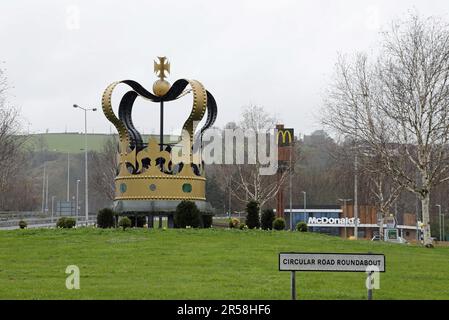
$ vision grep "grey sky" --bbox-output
[1,0,448,137]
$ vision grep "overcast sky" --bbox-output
[1,0,448,136]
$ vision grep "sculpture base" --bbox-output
[113,199,214,229]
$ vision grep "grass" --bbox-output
[0,227,448,300]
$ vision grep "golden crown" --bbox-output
[101,57,217,212]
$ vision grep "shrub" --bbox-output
[273,217,286,230]
[128,216,146,228]
[228,218,240,229]
[202,214,213,228]
[118,216,132,230]
[56,217,76,229]
[239,223,248,230]
[18,220,27,229]
[245,200,260,229]
[261,208,275,230]
[97,208,115,228]
[174,201,201,228]
[296,221,308,232]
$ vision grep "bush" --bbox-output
[56,217,76,229]
[228,218,240,229]
[245,200,260,229]
[128,216,146,228]
[239,223,248,230]
[118,216,132,230]
[202,214,213,228]
[18,220,27,229]
[261,208,275,230]
[174,201,201,228]
[97,208,115,228]
[296,221,308,232]
[273,217,286,230]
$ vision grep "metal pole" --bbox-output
[228,178,232,218]
[84,109,89,226]
[436,205,442,241]
[51,196,55,223]
[354,152,358,239]
[353,101,359,240]
[41,163,46,213]
[302,191,306,215]
[367,271,373,300]
[76,179,80,219]
[289,145,293,230]
[291,271,296,300]
[67,152,70,202]
[45,173,49,213]
[160,101,164,151]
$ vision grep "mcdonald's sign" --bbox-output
[277,128,294,146]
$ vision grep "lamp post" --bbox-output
[436,204,442,241]
[73,104,97,226]
[76,179,80,219]
[338,198,352,239]
[301,191,307,218]
[67,151,70,202]
[41,162,46,213]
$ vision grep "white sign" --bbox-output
[307,217,361,226]
[279,253,385,272]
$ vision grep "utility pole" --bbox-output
[76,179,80,220]
[302,191,307,218]
[289,145,293,230]
[41,162,46,213]
[51,196,56,223]
[338,198,352,239]
[45,173,49,213]
[73,104,97,226]
[436,205,442,241]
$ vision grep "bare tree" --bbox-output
[0,66,27,209]
[224,105,289,208]
[90,136,118,201]
[323,15,449,247]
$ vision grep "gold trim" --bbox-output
[115,175,205,181]
[115,196,206,201]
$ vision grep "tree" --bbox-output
[245,200,260,229]
[174,200,201,228]
[90,136,118,201]
[323,14,449,247]
[261,208,275,230]
[215,106,289,208]
[0,66,30,210]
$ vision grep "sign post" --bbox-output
[291,271,296,300]
[279,252,385,300]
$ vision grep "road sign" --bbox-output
[279,252,385,272]
[279,252,385,300]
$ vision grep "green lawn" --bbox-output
[0,228,448,300]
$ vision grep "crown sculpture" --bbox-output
[101,57,217,226]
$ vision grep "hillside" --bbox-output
[24,133,180,153]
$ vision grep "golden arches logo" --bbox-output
[277,129,294,146]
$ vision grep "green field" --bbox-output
[0,227,448,300]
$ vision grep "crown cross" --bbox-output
[154,56,170,80]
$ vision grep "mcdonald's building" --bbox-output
[278,205,419,241]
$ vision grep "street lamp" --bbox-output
[338,198,352,239]
[301,191,307,217]
[436,204,442,241]
[73,104,97,226]
[76,179,81,219]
